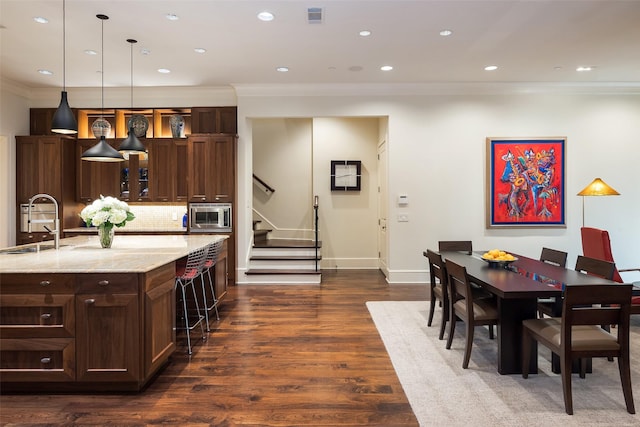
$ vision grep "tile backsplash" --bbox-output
[121,205,188,230]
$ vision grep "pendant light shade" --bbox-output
[82,135,126,162]
[82,14,123,162]
[51,0,77,134]
[118,38,147,159]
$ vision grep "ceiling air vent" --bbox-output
[307,7,323,24]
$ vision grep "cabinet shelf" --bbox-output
[76,108,192,139]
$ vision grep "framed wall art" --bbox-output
[486,137,566,228]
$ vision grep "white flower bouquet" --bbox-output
[80,195,135,230]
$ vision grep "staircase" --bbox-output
[246,221,322,284]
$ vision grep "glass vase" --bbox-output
[98,225,115,249]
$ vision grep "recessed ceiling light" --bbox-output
[258,11,275,21]
[166,13,179,21]
[157,68,171,74]
[38,69,53,75]
[576,66,592,72]
[33,17,48,24]
[194,48,206,54]
[380,65,393,71]
[84,49,97,55]
[359,30,371,37]
[439,29,453,36]
[140,48,151,55]
[484,65,498,71]
[276,66,289,72]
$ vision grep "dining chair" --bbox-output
[522,283,635,415]
[537,248,568,318]
[424,249,449,340]
[175,246,208,354]
[445,259,499,369]
[581,226,640,313]
[575,255,615,281]
[438,240,472,255]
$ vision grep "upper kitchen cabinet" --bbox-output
[187,134,236,203]
[16,136,76,204]
[147,138,188,202]
[76,139,121,202]
[191,107,237,134]
[15,135,81,244]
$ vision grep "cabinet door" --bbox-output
[144,276,176,376]
[217,107,237,134]
[38,137,64,200]
[29,108,58,136]
[187,134,213,202]
[16,137,39,203]
[211,135,236,202]
[174,139,189,202]
[75,292,140,382]
[214,241,228,301]
[191,107,217,133]
[149,139,175,202]
[76,139,121,202]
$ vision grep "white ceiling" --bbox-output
[1,0,640,90]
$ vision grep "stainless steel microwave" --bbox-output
[188,203,232,233]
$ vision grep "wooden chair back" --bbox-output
[445,259,473,307]
[575,255,615,281]
[438,240,472,255]
[425,249,447,288]
[540,247,568,268]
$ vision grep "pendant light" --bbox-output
[51,0,78,134]
[118,38,147,159]
[82,14,124,162]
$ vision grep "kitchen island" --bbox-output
[0,234,227,392]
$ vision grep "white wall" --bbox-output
[312,117,380,269]
[252,118,313,238]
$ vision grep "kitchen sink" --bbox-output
[0,245,66,254]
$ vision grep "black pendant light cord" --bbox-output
[127,39,137,111]
[62,0,66,91]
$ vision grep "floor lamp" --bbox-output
[577,177,620,227]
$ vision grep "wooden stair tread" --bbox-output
[245,269,321,275]
[250,255,322,261]
[253,239,321,249]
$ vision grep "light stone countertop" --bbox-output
[0,234,227,274]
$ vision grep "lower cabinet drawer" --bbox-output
[0,338,75,381]
[0,294,74,338]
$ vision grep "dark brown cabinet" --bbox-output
[0,264,177,391]
[148,138,188,202]
[75,139,121,202]
[191,107,237,134]
[15,136,80,244]
[187,134,236,203]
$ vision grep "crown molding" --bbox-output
[232,82,640,97]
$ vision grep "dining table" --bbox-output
[439,250,623,375]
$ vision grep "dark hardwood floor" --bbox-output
[0,270,426,426]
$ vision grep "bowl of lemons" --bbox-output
[481,249,517,268]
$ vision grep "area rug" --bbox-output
[367,301,639,427]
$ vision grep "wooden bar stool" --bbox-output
[175,246,208,354]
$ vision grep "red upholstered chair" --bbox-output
[581,227,640,312]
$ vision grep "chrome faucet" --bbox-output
[27,193,60,250]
